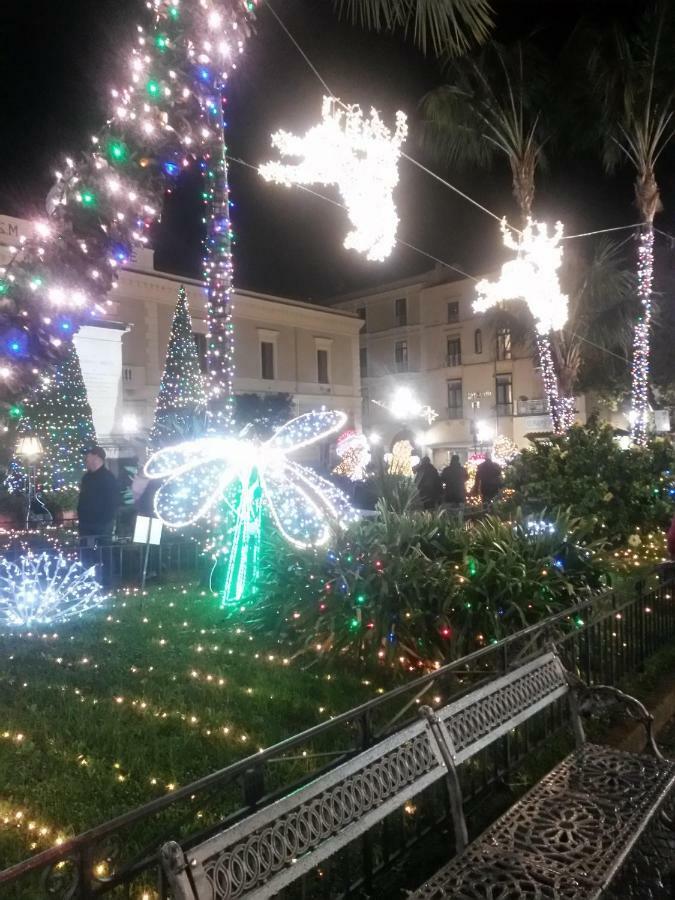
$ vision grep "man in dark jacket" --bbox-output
[414,456,442,510]
[474,452,502,505]
[78,447,119,542]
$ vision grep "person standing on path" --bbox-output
[414,456,443,510]
[440,454,469,506]
[474,451,503,505]
[77,447,119,545]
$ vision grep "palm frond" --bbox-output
[420,40,547,210]
[334,0,494,56]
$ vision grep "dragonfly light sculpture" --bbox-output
[144,409,358,606]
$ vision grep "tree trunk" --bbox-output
[204,93,236,433]
[536,332,569,434]
[630,224,655,445]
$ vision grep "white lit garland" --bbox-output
[145,410,358,604]
[0,555,105,628]
[374,387,438,425]
[260,96,408,262]
[474,218,572,434]
[630,229,654,446]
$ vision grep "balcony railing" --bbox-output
[446,354,462,368]
[517,398,549,415]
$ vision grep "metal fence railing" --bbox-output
[0,532,203,586]
[1,572,673,898]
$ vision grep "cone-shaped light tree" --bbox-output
[149,286,206,451]
[8,343,97,492]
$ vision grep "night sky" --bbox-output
[0,0,671,302]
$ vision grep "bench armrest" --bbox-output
[565,671,663,760]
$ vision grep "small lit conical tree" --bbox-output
[149,286,206,451]
[8,343,97,492]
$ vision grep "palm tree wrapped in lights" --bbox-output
[474,218,572,433]
[579,3,675,444]
[144,410,358,606]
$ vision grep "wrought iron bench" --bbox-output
[160,650,675,899]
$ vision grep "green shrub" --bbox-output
[241,508,610,671]
[505,422,675,544]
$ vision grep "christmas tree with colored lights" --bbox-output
[149,286,206,451]
[8,343,97,492]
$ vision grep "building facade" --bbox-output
[1,215,363,464]
[330,268,586,468]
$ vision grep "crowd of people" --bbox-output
[413,452,503,511]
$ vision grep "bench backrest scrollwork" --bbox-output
[161,651,572,900]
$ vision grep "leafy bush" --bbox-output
[505,422,675,544]
[242,508,609,671]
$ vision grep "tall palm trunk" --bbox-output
[512,175,569,435]
[631,168,659,445]
[630,224,655,445]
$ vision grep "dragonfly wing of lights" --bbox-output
[267,409,347,452]
[153,458,237,528]
[259,462,332,549]
[284,461,360,529]
[144,436,230,479]
[259,96,408,262]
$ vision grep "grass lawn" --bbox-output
[0,582,392,876]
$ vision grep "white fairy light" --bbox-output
[474,218,568,335]
[375,388,438,425]
[475,218,571,433]
[0,555,105,628]
[259,96,408,262]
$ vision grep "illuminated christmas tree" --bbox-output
[148,286,206,451]
[8,343,97,492]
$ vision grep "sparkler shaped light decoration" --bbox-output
[144,409,358,605]
[259,96,408,261]
[0,555,105,628]
[474,218,573,434]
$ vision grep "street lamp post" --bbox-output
[15,436,45,530]
[466,391,492,453]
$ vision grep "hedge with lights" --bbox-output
[242,507,612,670]
[505,421,675,544]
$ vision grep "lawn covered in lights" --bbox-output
[0,584,385,871]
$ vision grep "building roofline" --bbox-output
[325,265,468,304]
[121,267,360,320]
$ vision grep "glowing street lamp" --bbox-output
[15,435,45,530]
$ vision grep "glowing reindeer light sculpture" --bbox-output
[474,218,573,433]
[260,96,408,262]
